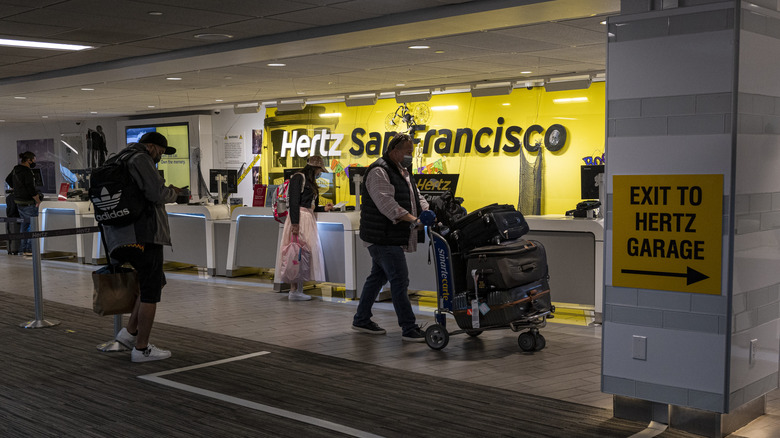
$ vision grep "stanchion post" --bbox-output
[19,218,60,329]
[97,314,128,352]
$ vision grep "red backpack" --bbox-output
[272,173,304,223]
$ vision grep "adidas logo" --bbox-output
[91,187,122,210]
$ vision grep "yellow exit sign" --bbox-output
[612,174,723,294]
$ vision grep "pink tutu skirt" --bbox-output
[274,207,326,283]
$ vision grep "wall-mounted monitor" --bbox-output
[125,123,190,190]
[581,164,604,200]
[209,169,237,194]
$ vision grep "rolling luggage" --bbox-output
[452,279,551,329]
[449,203,529,253]
[6,221,20,255]
[465,239,548,290]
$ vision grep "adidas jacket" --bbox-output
[102,143,178,255]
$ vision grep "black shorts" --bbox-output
[111,244,166,304]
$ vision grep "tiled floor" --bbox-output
[2,254,778,437]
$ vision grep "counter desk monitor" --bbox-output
[568,164,604,218]
[209,169,237,203]
[283,167,336,206]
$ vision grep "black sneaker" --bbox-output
[352,321,386,335]
[402,326,426,343]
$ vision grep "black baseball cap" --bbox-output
[139,132,176,155]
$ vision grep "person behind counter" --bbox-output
[351,133,430,342]
[107,132,184,362]
[5,151,41,256]
[274,155,333,301]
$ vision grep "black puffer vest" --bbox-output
[359,156,421,246]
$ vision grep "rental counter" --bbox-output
[524,215,604,321]
[225,207,280,277]
[163,204,232,275]
[39,200,96,264]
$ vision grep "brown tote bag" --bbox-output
[92,265,139,316]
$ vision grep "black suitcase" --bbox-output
[466,239,548,290]
[450,203,529,253]
[6,220,20,254]
[452,279,551,329]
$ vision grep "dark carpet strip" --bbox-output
[0,291,698,437]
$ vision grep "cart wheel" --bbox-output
[518,332,536,352]
[534,333,546,351]
[425,324,449,350]
[466,330,483,337]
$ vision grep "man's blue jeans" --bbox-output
[353,244,417,335]
[17,204,38,254]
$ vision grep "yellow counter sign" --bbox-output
[612,174,722,294]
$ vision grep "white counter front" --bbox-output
[40,200,96,264]
[164,204,232,275]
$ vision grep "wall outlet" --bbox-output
[633,335,647,360]
[750,339,758,365]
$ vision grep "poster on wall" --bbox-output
[17,138,56,193]
[224,133,244,168]
[252,129,263,154]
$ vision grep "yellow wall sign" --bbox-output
[612,174,723,294]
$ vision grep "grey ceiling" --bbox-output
[0,0,620,124]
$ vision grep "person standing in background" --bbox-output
[6,151,41,256]
[274,155,333,301]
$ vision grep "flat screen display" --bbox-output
[581,165,604,200]
[209,169,238,194]
[126,123,190,189]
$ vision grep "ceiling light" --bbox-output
[0,38,93,51]
[396,83,405,87]
[435,50,445,54]
[471,83,513,97]
[215,99,223,102]
[194,33,233,41]
[81,88,94,91]
[267,63,286,67]
[395,90,431,104]
[521,71,532,74]
[166,77,182,81]
[553,97,589,104]
[148,11,163,16]
[14,96,26,99]
[431,105,458,111]
[319,113,341,118]
[408,45,430,50]
[90,111,97,114]
[0,120,5,122]
[233,103,261,114]
[345,93,377,107]
[41,115,48,118]
[277,99,306,111]
[148,105,156,108]
[544,78,591,92]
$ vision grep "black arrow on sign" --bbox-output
[621,267,709,286]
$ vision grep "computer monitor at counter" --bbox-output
[581,164,604,200]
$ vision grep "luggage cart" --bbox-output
[424,229,554,352]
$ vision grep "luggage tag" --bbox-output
[471,299,480,328]
[479,301,490,315]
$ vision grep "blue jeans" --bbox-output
[17,204,38,254]
[353,244,417,335]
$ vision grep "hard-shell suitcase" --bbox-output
[449,203,529,252]
[465,239,548,290]
[6,220,20,254]
[452,279,551,329]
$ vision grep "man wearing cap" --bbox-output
[107,131,184,362]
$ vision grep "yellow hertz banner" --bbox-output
[612,174,723,295]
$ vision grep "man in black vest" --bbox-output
[352,133,430,342]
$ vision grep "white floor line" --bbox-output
[627,421,668,438]
[138,352,384,438]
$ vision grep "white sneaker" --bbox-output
[115,327,137,348]
[131,344,171,363]
[288,291,312,301]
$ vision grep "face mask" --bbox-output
[29,162,36,168]
[401,155,413,168]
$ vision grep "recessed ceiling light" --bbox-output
[41,115,48,119]
[14,96,26,99]
[0,120,5,122]
[215,99,223,102]
[521,71,532,74]
[166,77,182,81]
[396,83,405,87]
[435,50,445,54]
[267,63,286,67]
[148,105,156,108]
[81,88,94,91]
[194,33,233,41]
[0,38,93,51]
[408,45,430,50]
[90,111,98,114]
[148,11,163,16]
